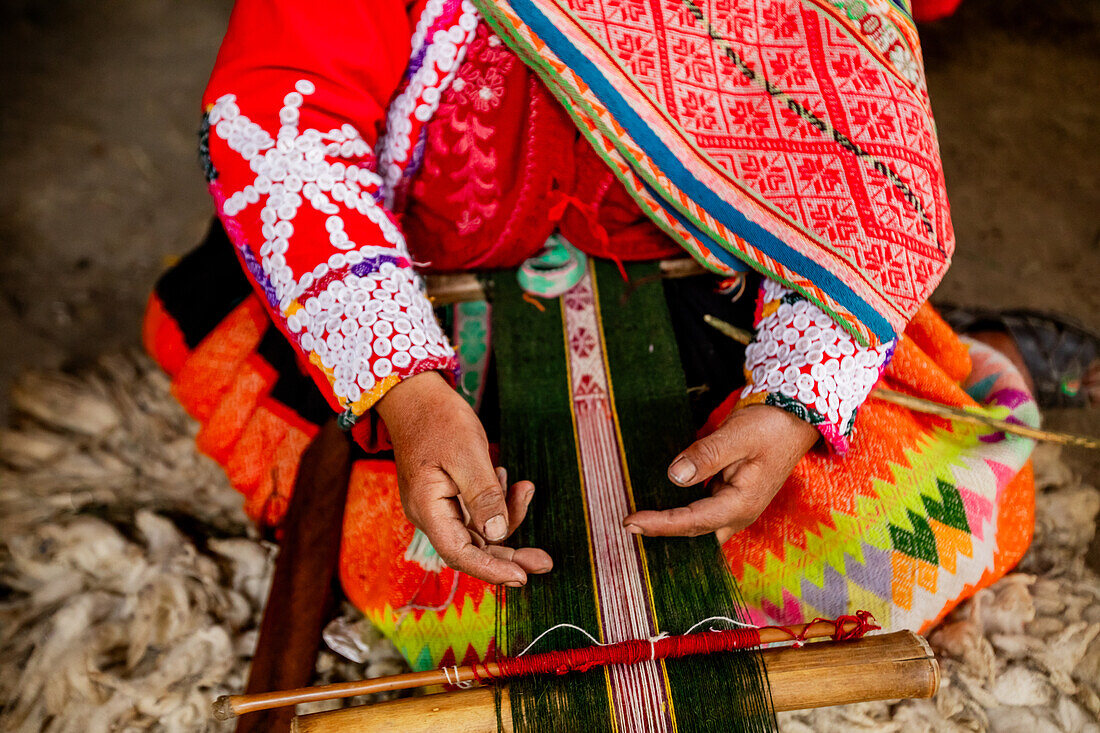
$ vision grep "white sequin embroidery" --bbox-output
[208,87,406,304]
[208,82,455,407]
[744,280,893,440]
[376,0,480,205]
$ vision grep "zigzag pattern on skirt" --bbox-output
[145,226,1036,670]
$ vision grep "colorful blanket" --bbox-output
[472,0,954,346]
[144,228,1035,684]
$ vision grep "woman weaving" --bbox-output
[144,0,1083,728]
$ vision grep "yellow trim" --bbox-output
[587,264,678,732]
[305,337,399,415]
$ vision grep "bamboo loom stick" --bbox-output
[234,421,352,733]
[425,268,1098,448]
[702,314,1100,450]
[424,258,707,305]
[214,618,862,720]
[289,631,938,733]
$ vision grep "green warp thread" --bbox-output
[489,261,776,733]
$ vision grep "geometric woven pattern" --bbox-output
[147,277,1035,668]
[339,460,498,671]
[333,309,1036,666]
[474,0,954,345]
[724,319,1038,634]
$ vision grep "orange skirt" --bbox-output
[145,231,1036,670]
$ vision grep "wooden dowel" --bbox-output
[214,619,860,719]
[870,388,1100,449]
[290,631,937,733]
[293,688,505,733]
[764,629,938,711]
[703,314,1100,449]
[424,258,707,305]
[233,421,352,733]
[703,313,754,345]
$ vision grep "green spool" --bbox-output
[517,234,588,298]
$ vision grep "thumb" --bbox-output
[667,424,744,488]
[449,447,511,543]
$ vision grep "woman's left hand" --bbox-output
[622,404,819,543]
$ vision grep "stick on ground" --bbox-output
[703,314,1100,449]
[288,631,938,733]
[234,421,352,733]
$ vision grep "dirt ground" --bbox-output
[1,2,1098,517]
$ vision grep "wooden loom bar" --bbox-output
[290,631,938,732]
[215,618,863,719]
[424,258,707,305]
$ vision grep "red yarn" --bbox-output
[473,612,880,680]
[546,191,612,254]
[770,610,881,647]
[488,628,761,679]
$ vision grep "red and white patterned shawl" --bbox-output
[464,0,953,346]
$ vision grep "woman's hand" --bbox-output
[375,371,553,586]
[623,404,819,543]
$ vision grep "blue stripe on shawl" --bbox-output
[640,181,747,273]
[504,0,896,342]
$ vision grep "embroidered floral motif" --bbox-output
[418,23,514,236]
[376,0,481,205]
[739,279,895,452]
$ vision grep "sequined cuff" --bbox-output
[739,280,895,453]
[204,83,457,425]
[290,260,458,426]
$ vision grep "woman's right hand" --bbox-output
[375,371,553,586]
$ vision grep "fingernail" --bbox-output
[624,524,644,535]
[534,563,552,573]
[485,514,507,542]
[668,456,696,484]
[504,580,524,588]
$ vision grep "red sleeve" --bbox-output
[201,0,456,427]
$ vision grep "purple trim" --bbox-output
[350,254,411,277]
[404,127,430,184]
[407,0,464,78]
[988,387,1033,410]
[237,242,279,309]
[883,340,898,367]
[407,45,430,79]
[209,181,280,310]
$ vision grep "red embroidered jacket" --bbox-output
[202,0,893,451]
